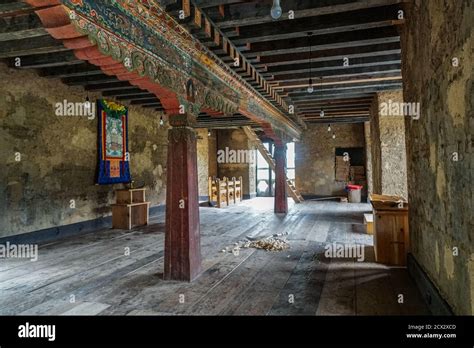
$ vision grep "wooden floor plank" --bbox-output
[315,259,357,315]
[0,230,165,291]
[0,240,165,314]
[269,241,329,315]
[0,198,429,316]
[227,243,306,315]
[185,249,275,315]
[61,302,111,316]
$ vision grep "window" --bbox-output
[287,142,296,185]
[256,142,295,196]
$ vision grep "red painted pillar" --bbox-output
[274,144,288,214]
[164,114,202,281]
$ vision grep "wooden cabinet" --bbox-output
[370,194,409,266]
[111,188,150,230]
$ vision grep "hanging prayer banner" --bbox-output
[97,99,131,185]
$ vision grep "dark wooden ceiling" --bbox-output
[1,0,405,127]
[163,0,405,124]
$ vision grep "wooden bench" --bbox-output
[208,176,243,208]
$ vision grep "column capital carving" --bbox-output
[168,112,198,128]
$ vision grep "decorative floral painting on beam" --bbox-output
[97,99,131,185]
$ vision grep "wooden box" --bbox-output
[112,202,150,230]
[112,188,150,230]
[116,188,146,204]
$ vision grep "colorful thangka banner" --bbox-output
[97,99,131,185]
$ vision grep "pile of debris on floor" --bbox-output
[242,237,290,251]
[222,233,290,253]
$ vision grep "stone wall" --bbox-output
[401,0,473,314]
[216,128,256,198]
[295,123,366,196]
[0,63,168,238]
[369,90,408,198]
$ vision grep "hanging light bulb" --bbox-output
[84,95,91,111]
[327,124,331,132]
[208,130,211,137]
[159,115,164,126]
[307,78,314,94]
[307,32,313,94]
[270,0,282,19]
[332,133,336,139]
[319,77,324,117]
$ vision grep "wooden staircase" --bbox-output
[242,126,304,203]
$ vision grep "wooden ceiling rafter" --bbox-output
[195,0,407,125]
[164,0,307,129]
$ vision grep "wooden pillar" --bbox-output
[274,144,288,214]
[164,113,202,281]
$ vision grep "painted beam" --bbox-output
[56,0,301,140]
